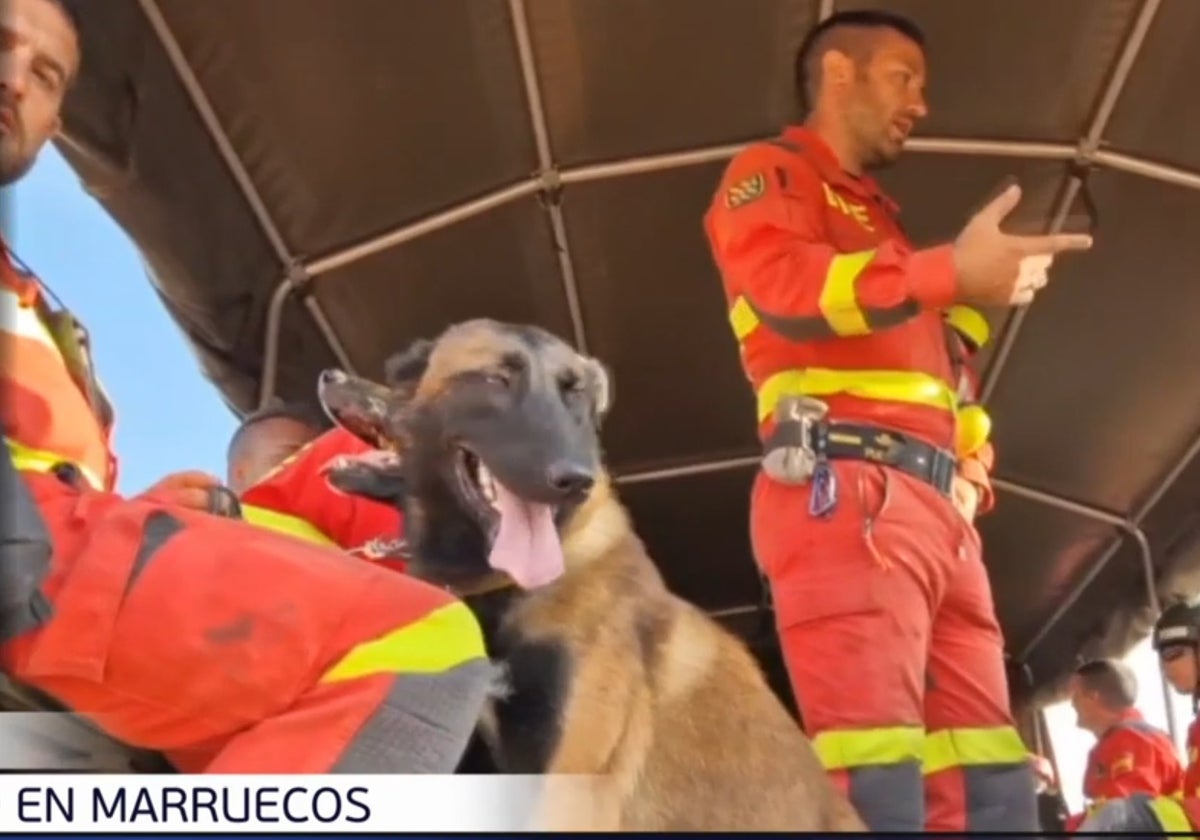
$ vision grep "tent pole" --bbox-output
[299,135,1118,278]
[979,0,1164,405]
[138,0,357,407]
[1020,427,1200,664]
[507,0,590,353]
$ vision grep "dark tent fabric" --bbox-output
[55,0,1200,715]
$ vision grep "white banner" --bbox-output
[0,774,557,833]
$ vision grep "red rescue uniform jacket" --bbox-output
[1065,710,1184,830]
[1183,716,1200,828]
[240,426,408,573]
[703,125,962,454]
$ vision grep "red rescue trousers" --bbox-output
[751,459,1036,832]
[1,470,491,773]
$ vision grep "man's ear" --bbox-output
[580,356,612,427]
[317,369,396,447]
[323,451,407,507]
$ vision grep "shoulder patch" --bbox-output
[724,172,767,209]
[1110,752,1135,776]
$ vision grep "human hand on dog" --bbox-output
[137,470,222,511]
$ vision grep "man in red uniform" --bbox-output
[1079,602,1200,833]
[1063,658,1183,830]
[702,9,1093,832]
[226,401,326,495]
[226,401,408,573]
[238,414,411,572]
[1,0,484,772]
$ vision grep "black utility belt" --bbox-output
[763,419,957,497]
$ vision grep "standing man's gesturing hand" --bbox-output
[952,184,1093,307]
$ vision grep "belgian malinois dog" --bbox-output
[316,318,864,832]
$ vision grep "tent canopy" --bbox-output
[58,0,1200,710]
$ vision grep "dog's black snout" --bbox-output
[546,462,595,496]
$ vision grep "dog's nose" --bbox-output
[546,462,595,496]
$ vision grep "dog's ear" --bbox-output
[580,356,612,427]
[323,451,407,507]
[384,338,435,394]
[317,369,397,448]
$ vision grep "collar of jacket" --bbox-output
[780,124,901,216]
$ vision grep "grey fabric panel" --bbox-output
[331,659,495,774]
[0,449,54,642]
[846,761,924,832]
[963,762,1039,833]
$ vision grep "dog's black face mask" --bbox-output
[318,320,611,592]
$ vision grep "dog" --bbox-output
[316,318,865,832]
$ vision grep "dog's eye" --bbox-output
[484,372,511,389]
[559,372,583,394]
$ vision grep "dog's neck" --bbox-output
[561,475,632,570]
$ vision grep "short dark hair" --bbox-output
[48,0,80,30]
[44,0,82,84]
[793,9,926,113]
[1074,658,1138,711]
[227,400,329,462]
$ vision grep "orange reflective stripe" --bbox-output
[756,367,959,424]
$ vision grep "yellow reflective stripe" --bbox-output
[756,367,959,423]
[5,437,104,491]
[1148,795,1192,834]
[922,726,1029,775]
[945,305,990,350]
[0,286,57,350]
[320,601,486,683]
[812,725,924,770]
[241,503,338,548]
[728,296,759,341]
[818,250,876,337]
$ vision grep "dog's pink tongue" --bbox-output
[488,481,565,589]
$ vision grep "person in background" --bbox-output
[226,400,326,494]
[1079,601,1200,834]
[235,400,410,573]
[1064,658,1182,831]
[2,0,482,773]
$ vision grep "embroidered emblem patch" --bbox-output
[724,173,766,209]
[1110,752,1134,776]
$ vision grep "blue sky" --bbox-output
[9,144,238,495]
[8,137,1194,812]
